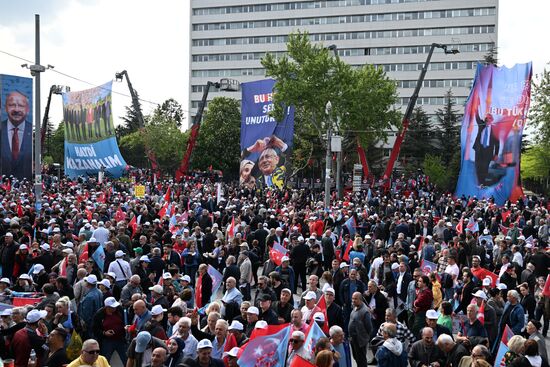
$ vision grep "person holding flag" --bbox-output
[472,289,497,346]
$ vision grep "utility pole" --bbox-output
[32,15,44,211]
[324,101,332,209]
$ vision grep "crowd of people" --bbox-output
[0,171,548,367]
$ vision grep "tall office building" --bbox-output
[189,0,498,153]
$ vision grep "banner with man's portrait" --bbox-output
[240,79,294,190]
[63,81,127,179]
[455,62,532,205]
[0,74,33,179]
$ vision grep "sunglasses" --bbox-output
[290,339,302,343]
[84,350,101,355]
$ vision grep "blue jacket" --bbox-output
[78,287,103,325]
[375,339,408,367]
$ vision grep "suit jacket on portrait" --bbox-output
[1,120,33,178]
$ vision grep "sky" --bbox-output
[0,0,549,131]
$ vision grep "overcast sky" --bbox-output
[0,0,548,130]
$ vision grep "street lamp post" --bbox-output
[324,101,332,209]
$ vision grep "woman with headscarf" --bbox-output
[165,337,186,367]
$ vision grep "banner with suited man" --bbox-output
[0,74,33,179]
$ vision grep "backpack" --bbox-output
[441,272,454,289]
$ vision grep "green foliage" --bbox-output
[43,117,55,157]
[521,143,550,179]
[530,68,550,145]
[152,98,185,128]
[49,122,65,164]
[118,131,147,168]
[423,154,450,189]
[143,114,187,174]
[42,156,54,166]
[192,97,241,176]
[483,46,498,66]
[401,106,437,171]
[435,89,461,166]
[116,91,143,139]
[261,31,401,173]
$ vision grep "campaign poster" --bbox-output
[240,79,294,190]
[455,62,532,205]
[63,81,127,178]
[0,74,33,179]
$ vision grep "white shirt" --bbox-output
[371,257,384,283]
[7,120,24,152]
[92,226,110,245]
[512,252,523,267]
[180,333,198,359]
[397,271,405,295]
[444,263,460,286]
[108,258,132,281]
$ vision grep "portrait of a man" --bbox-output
[1,89,33,178]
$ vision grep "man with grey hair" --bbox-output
[329,326,351,367]
[493,289,525,353]
[408,327,444,367]
[436,334,468,367]
[121,275,142,307]
[375,323,408,366]
[174,317,198,359]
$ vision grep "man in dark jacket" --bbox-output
[348,291,373,367]
[436,334,469,367]
[180,339,224,367]
[364,280,389,336]
[340,269,365,334]
[321,230,335,270]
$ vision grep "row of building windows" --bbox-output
[192,42,493,62]
[193,7,495,31]
[192,25,495,46]
[193,0,441,16]
[191,61,476,78]
[401,96,467,105]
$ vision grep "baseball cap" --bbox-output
[254,320,268,329]
[104,297,120,308]
[197,339,213,350]
[181,275,191,283]
[25,309,47,323]
[84,274,98,284]
[497,283,508,290]
[246,306,259,315]
[1,308,12,317]
[139,255,151,263]
[281,288,292,295]
[313,312,325,322]
[482,278,491,286]
[228,320,244,331]
[19,274,32,280]
[259,294,272,302]
[0,278,10,285]
[426,310,440,319]
[19,244,28,251]
[106,272,117,279]
[472,290,487,300]
[149,285,163,294]
[339,262,349,269]
[135,331,152,353]
[99,279,111,289]
[281,256,290,263]
[324,287,335,295]
[223,347,240,358]
[32,264,45,274]
[87,237,97,243]
[303,291,317,301]
[162,272,172,280]
[115,250,125,258]
[40,243,50,251]
[151,305,167,316]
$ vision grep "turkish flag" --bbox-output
[128,215,137,238]
[115,208,126,222]
[290,355,315,367]
[477,300,485,325]
[314,295,330,334]
[249,323,289,341]
[269,243,288,266]
[543,275,550,298]
[342,239,354,262]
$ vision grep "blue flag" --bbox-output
[92,244,106,271]
[304,321,326,357]
[207,265,223,302]
[344,216,356,237]
[238,325,290,367]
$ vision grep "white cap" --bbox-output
[19,274,32,280]
[32,264,45,274]
[139,255,151,263]
[483,229,489,235]
[1,308,13,316]
[340,262,349,269]
[197,339,213,350]
[4,232,13,237]
[472,290,487,300]
[223,347,240,358]
[303,291,317,301]
[313,312,325,322]
[63,242,74,248]
[391,263,399,270]
[323,286,335,295]
[181,275,191,283]
[482,278,491,286]
[246,306,259,315]
[25,309,47,323]
[19,244,28,250]
[497,283,508,290]
[151,305,167,316]
[40,244,50,251]
[228,320,244,331]
[104,297,120,308]
[162,272,173,280]
[62,248,73,254]
[281,288,292,295]
[149,285,164,294]
[519,235,525,240]
[254,320,268,329]
[88,237,97,243]
[0,278,10,285]
[106,272,117,279]
[84,274,98,284]
[426,310,440,319]
[281,256,290,263]
[99,279,111,289]
[115,250,125,258]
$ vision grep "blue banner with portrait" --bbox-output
[0,74,33,179]
[63,82,127,179]
[455,62,532,205]
[240,79,294,190]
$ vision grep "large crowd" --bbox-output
[0,171,549,367]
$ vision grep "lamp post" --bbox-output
[324,101,332,209]
[382,43,459,186]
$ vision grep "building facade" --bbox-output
[189,0,498,156]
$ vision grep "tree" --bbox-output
[261,31,401,176]
[118,131,147,168]
[483,46,499,66]
[435,89,461,166]
[401,106,437,172]
[142,115,187,174]
[49,122,65,164]
[423,154,449,189]
[530,67,550,145]
[152,98,185,128]
[43,117,55,157]
[192,97,241,177]
[116,91,143,138]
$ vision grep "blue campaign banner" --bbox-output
[240,79,294,190]
[0,74,33,179]
[63,82,127,178]
[455,63,532,205]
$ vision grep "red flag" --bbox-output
[471,267,498,287]
[456,217,464,234]
[128,215,137,238]
[227,216,235,240]
[97,192,106,203]
[249,323,289,341]
[163,186,171,203]
[477,300,485,325]
[543,274,550,297]
[16,202,23,217]
[342,239,354,262]
[158,202,171,218]
[499,224,509,236]
[269,243,288,266]
[315,294,330,334]
[222,333,238,366]
[79,243,89,264]
[501,210,511,223]
[85,208,93,221]
[115,208,126,222]
[290,355,316,367]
